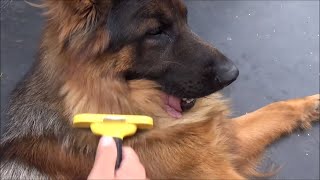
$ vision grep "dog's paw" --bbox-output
[306,94,319,119]
[300,94,319,129]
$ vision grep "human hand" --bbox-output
[88,137,147,180]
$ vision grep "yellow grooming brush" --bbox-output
[73,114,153,169]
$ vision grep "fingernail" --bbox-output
[100,136,113,147]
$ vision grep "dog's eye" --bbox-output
[146,27,163,36]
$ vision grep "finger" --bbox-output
[122,146,140,162]
[88,137,117,180]
[116,147,146,179]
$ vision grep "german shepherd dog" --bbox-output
[1,0,319,179]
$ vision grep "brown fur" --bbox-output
[1,1,319,179]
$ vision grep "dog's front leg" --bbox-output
[231,94,319,173]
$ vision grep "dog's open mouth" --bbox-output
[163,94,196,118]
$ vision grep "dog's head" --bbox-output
[43,0,238,117]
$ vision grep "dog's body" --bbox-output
[1,0,319,179]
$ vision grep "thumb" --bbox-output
[88,136,117,180]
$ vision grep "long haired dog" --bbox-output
[1,0,319,179]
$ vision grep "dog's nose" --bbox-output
[215,62,239,87]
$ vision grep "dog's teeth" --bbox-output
[186,99,195,103]
[182,98,195,104]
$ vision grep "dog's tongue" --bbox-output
[165,95,182,118]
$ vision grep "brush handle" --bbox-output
[113,137,123,170]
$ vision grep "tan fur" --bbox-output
[39,0,111,59]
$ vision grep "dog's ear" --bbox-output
[41,0,112,58]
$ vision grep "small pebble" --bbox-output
[297,134,300,136]
[307,133,310,136]
[235,15,239,18]
[273,29,276,33]
[248,13,251,16]
[227,37,232,41]
[306,153,309,156]
[310,52,313,55]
